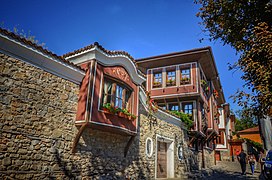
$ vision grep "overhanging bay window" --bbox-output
[102,77,132,110]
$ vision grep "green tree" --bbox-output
[234,108,258,132]
[195,0,272,116]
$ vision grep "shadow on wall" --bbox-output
[50,126,152,179]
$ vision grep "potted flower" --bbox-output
[103,103,113,114]
[128,114,137,121]
[103,103,119,114]
[213,89,219,98]
[201,79,207,86]
[122,108,130,118]
[181,77,190,84]
[153,81,161,88]
[117,108,129,118]
[166,79,175,86]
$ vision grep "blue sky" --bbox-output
[0,0,244,111]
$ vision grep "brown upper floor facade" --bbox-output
[136,47,229,150]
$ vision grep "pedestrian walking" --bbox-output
[248,153,256,175]
[237,149,247,175]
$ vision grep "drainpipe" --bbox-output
[72,61,95,153]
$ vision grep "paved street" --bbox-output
[188,161,266,179]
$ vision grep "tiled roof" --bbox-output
[136,46,211,62]
[62,42,147,78]
[62,42,136,63]
[0,28,84,72]
[238,126,259,134]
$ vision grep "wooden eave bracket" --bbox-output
[124,136,135,157]
[72,122,89,153]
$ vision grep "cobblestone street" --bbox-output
[189,161,266,180]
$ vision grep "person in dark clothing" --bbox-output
[238,149,247,175]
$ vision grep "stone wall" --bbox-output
[204,148,215,167]
[220,150,231,161]
[137,103,190,178]
[0,53,190,179]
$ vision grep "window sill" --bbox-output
[102,109,136,121]
[180,81,190,84]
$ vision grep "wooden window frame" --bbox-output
[102,76,133,111]
[153,72,162,88]
[166,70,176,87]
[182,102,193,115]
[180,68,191,85]
[168,103,179,111]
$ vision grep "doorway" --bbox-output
[156,135,174,179]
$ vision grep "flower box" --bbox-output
[153,82,162,88]
[103,107,112,114]
[166,79,175,86]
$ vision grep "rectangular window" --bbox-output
[169,103,179,111]
[180,68,190,84]
[102,78,132,110]
[115,85,123,108]
[153,72,162,88]
[182,102,193,114]
[166,71,176,86]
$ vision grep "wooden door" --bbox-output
[215,151,221,161]
[157,141,167,178]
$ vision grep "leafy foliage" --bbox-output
[170,110,193,129]
[244,138,263,151]
[195,0,272,116]
[234,108,258,132]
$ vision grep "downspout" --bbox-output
[72,60,96,153]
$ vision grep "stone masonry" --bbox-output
[0,53,190,179]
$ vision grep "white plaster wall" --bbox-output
[218,108,225,129]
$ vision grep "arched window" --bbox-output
[177,145,183,160]
[146,138,153,157]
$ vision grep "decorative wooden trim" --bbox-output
[72,122,89,153]
[112,67,130,82]
[73,61,95,153]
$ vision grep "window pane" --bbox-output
[181,69,190,79]
[115,85,123,108]
[183,103,193,114]
[167,71,176,81]
[154,73,162,83]
[102,78,132,110]
[169,104,179,111]
[103,80,112,105]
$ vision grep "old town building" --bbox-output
[215,105,235,161]
[0,28,232,179]
[136,48,232,167]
